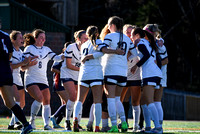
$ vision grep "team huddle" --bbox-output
[0,16,168,134]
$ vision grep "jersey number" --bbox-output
[1,39,8,53]
[83,48,88,56]
[38,61,42,68]
[117,41,127,56]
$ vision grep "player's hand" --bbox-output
[116,47,125,55]
[134,39,140,46]
[157,40,164,47]
[131,65,137,74]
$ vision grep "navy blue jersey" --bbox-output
[0,30,13,86]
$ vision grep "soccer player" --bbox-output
[130,27,163,133]
[120,24,142,132]
[73,25,124,132]
[143,24,168,130]
[60,30,88,130]
[23,29,64,130]
[0,21,33,134]
[102,16,138,132]
[8,31,32,130]
[50,42,71,129]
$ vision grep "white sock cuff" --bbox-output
[34,100,42,106]
[115,96,120,102]
[16,101,20,106]
[133,105,140,110]
[154,102,161,106]
[43,104,50,108]
[107,98,115,104]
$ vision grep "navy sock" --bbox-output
[11,104,28,126]
[123,101,130,123]
[54,104,66,118]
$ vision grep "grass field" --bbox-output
[0,116,200,134]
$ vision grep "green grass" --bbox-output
[0,116,200,133]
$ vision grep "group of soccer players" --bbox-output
[0,16,168,134]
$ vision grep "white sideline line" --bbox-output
[0,129,72,133]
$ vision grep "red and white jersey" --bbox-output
[23,45,62,85]
[60,43,81,81]
[102,32,138,77]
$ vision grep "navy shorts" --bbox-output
[0,66,13,87]
[104,75,127,87]
[13,84,24,90]
[52,84,65,92]
[61,78,78,85]
[26,83,49,91]
[126,80,142,87]
[142,77,161,86]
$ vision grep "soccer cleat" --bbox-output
[8,125,15,130]
[20,124,33,134]
[117,123,121,129]
[95,126,100,132]
[133,125,142,132]
[121,121,128,132]
[53,124,63,129]
[150,127,163,134]
[44,125,54,130]
[73,118,79,132]
[143,127,151,133]
[86,124,93,132]
[14,122,23,130]
[108,125,119,132]
[29,119,36,129]
[100,126,111,132]
[65,120,72,130]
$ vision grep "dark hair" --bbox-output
[74,30,86,41]
[108,16,124,32]
[133,27,158,52]
[10,30,21,41]
[23,33,35,47]
[144,30,158,52]
[32,29,45,38]
[86,25,99,49]
[132,27,145,38]
[108,16,124,46]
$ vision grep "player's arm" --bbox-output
[66,58,79,71]
[10,56,31,69]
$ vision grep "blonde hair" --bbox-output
[100,24,110,40]
[10,30,21,41]
[74,30,86,42]
[123,24,136,33]
[86,25,99,49]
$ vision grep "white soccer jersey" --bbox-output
[137,38,162,79]
[10,47,24,86]
[157,38,168,87]
[78,39,104,81]
[60,43,81,81]
[127,56,141,81]
[23,45,62,86]
[102,32,138,77]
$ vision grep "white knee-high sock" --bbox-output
[94,103,102,127]
[115,96,126,122]
[66,100,75,120]
[132,105,141,127]
[73,101,82,120]
[147,103,161,128]
[88,103,94,126]
[107,98,117,126]
[30,100,42,121]
[141,104,151,128]
[154,102,163,126]
[42,105,51,126]
[78,106,82,123]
